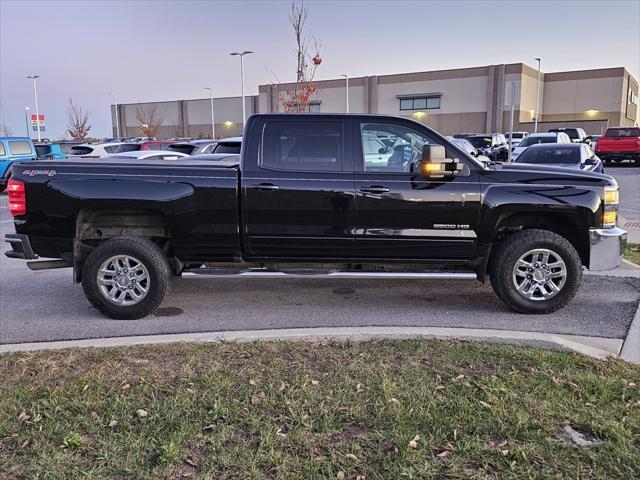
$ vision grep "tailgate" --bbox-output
[596,138,639,153]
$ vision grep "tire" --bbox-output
[82,236,170,319]
[488,229,582,314]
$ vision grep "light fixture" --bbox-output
[224,121,233,127]
[412,111,426,119]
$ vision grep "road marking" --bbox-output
[0,219,14,223]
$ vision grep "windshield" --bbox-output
[605,127,640,137]
[519,136,557,147]
[466,137,491,148]
[516,147,580,164]
[507,133,525,139]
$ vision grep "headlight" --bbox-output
[603,185,619,228]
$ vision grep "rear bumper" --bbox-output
[597,152,640,160]
[4,233,38,260]
[588,227,626,271]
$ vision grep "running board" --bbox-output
[27,260,73,270]
[183,270,477,280]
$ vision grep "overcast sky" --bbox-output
[1,0,639,138]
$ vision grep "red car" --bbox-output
[139,141,173,151]
[595,127,640,166]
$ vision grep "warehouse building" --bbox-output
[111,62,639,139]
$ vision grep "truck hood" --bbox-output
[483,161,616,187]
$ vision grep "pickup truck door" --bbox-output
[242,118,356,258]
[353,120,482,260]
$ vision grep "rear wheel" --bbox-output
[489,229,582,314]
[82,236,170,319]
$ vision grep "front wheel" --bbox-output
[489,229,582,314]
[82,236,170,319]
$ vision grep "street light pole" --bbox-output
[229,51,253,126]
[24,107,30,137]
[534,57,541,133]
[108,92,120,139]
[26,75,41,141]
[341,74,349,113]
[204,87,215,139]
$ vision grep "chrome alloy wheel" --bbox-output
[97,255,150,306]
[512,248,567,301]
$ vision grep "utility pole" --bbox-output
[26,75,41,141]
[229,51,253,126]
[341,74,349,113]
[24,107,30,137]
[534,58,541,133]
[108,92,120,139]
[508,82,516,162]
[204,87,215,139]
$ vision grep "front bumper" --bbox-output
[4,233,38,260]
[589,227,627,271]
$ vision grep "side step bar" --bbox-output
[183,270,477,280]
[27,260,73,271]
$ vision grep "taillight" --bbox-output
[7,179,26,216]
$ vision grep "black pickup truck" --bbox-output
[4,114,627,319]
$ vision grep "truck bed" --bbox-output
[9,157,242,262]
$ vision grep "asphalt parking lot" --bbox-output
[1,166,639,346]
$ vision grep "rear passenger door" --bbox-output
[242,118,356,258]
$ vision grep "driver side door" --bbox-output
[353,120,482,260]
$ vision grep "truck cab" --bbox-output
[0,137,36,191]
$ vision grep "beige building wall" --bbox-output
[113,63,638,139]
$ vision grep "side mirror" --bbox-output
[419,144,463,178]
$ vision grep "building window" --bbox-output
[399,96,441,111]
[307,102,321,112]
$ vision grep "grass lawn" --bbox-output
[1,340,639,479]
[625,243,640,265]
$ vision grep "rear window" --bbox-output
[167,144,196,155]
[508,133,525,139]
[467,137,491,148]
[605,128,640,137]
[213,142,241,154]
[0,143,5,156]
[70,146,94,155]
[516,147,580,164]
[8,141,33,155]
[261,121,343,172]
[117,144,142,153]
[549,128,579,139]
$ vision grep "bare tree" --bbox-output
[1,123,13,137]
[279,0,322,112]
[66,99,91,141]
[135,105,163,138]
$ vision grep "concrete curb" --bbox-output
[620,302,640,364]
[0,326,624,361]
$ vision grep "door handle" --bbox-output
[250,183,280,191]
[360,185,390,194]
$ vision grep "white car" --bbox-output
[505,131,529,149]
[68,142,142,158]
[103,150,190,160]
[511,132,571,161]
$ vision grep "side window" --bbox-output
[360,122,452,173]
[8,141,33,155]
[262,121,343,172]
[0,142,5,156]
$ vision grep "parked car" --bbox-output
[514,143,603,174]
[587,134,602,149]
[504,131,529,149]
[595,126,640,166]
[68,143,142,158]
[34,143,68,160]
[167,139,219,155]
[103,150,190,160]
[447,137,479,156]
[548,128,589,144]
[140,141,174,151]
[57,141,84,154]
[131,136,156,143]
[4,113,625,320]
[511,132,572,161]
[465,133,509,161]
[211,137,242,154]
[0,137,36,191]
[453,133,475,139]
